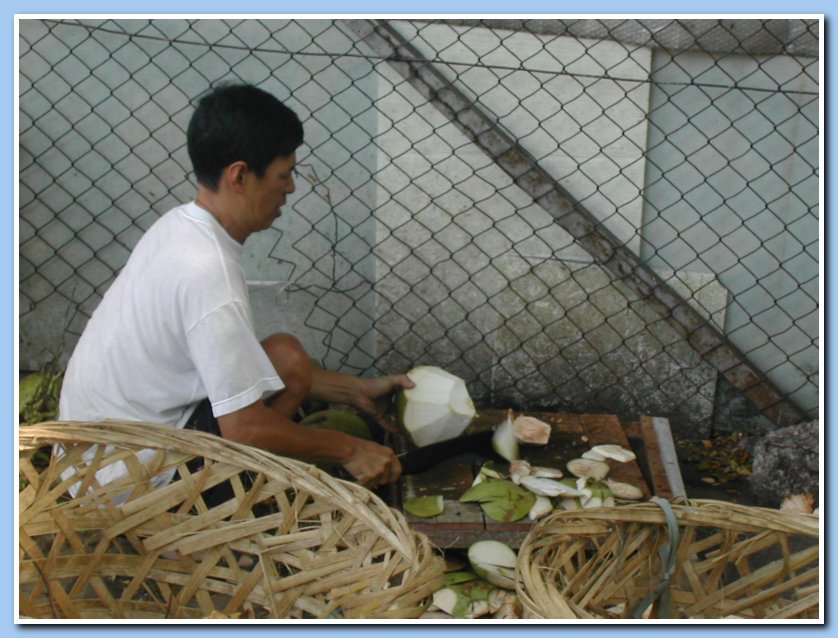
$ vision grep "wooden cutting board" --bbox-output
[391,410,684,549]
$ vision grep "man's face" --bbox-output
[240,153,297,233]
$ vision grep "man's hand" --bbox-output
[353,374,414,433]
[309,367,414,433]
[341,437,402,487]
[219,400,403,488]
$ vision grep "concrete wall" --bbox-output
[642,48,819,416]
[18,18,819,434]
[369,21,729,428]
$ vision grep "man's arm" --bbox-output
[308,367,414,432]
[216,398,401,487]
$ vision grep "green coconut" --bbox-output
[300,409,372,441]
[395,366,476,447]
[300,409,372,475]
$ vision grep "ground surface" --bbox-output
[675,433,758,505]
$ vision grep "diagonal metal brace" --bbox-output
[346,19,808,428]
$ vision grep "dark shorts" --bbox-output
[181,398,246,508]
[184,398,221,437]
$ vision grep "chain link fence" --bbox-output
[18,17,820,437]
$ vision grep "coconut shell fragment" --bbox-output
[404,495,445,517]
[492,411,520,462]
[530,466,563,479]
[567,458,610,481]
[520,475,585,498]
[528,495,553,520]
[589,444,636,463]
[512,415,551,445]
[604,479,644,500]
[468,540,517,590]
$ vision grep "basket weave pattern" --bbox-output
[19,421,444,619]
[516,500,820,620]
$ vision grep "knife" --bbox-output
[397,429,497,475]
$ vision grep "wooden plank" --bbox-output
[406,521,493,550]
[623,419,657,496]
[557,413,651,499]
[640,416,688,500]
[406,500,487,550]
[396,410,657,548]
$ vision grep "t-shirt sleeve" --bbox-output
[185,301,284,417]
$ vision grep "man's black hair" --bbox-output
[187,82,304,190]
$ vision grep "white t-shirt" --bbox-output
[58,202,284,493]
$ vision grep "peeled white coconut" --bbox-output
[468,540,518,590]
[396,366,476,447]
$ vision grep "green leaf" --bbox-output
[480,493,535,522]
[460,479,516,503]
[444,571,479,586]
[459,479,536,522]
[450,579,495,618]
[454,579,494,601]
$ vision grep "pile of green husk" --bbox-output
[19,365,64,425]
[18,365,64,482]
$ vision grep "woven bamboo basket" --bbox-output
[19,421,445,620]
[516,499,820,620]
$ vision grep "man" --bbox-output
[58,82,408,490]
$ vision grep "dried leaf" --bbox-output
[780,493,815,514]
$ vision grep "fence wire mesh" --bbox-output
[18,17,820,437]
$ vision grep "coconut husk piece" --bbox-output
[516,500,819,620]
[18,420,444,620]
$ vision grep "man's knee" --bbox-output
[261,333,313,392]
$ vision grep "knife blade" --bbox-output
[397,429,497,475]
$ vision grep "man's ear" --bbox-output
[222,161,249,193]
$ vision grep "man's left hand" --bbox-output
[355,374,414,433]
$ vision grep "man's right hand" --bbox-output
[340,438,402,488]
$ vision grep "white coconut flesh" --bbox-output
[399,366,476,446]
[589,444,636,463]
[468,540,518,590]
[491,411,520,462]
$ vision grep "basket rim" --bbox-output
[19,420,447,619]
[19,419,417,558]
[515,499,821,620]
[520,498,820,540]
